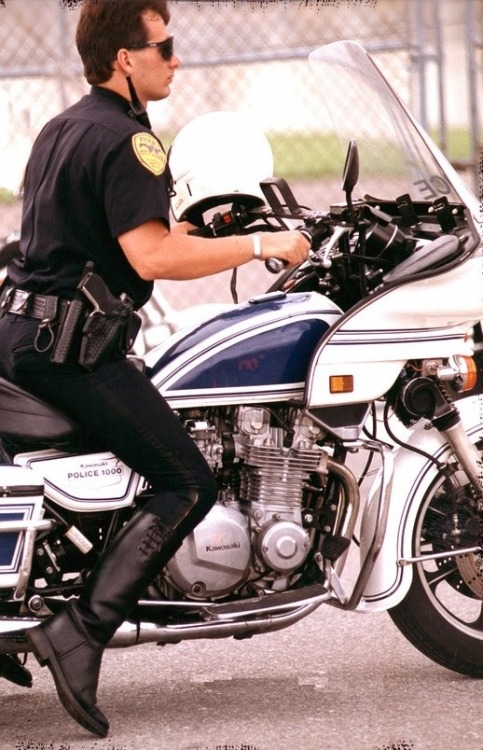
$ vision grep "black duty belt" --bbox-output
[0,288,67,321]
[0,274,140,368]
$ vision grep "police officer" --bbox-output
[0,0,309,738]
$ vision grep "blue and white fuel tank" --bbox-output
[146,291,342,408]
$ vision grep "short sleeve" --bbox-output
[103,132,171,238]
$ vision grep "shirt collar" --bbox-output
[90,85,151,129]
[90,85,132,113]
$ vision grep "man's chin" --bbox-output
[155,84,171,100]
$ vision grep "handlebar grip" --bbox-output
[265,257,287,274]
[265,225,314,273]
[297,228,313,245]
[187,226,215,238]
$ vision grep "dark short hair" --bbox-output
[76,0,171,85]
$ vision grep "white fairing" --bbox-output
[306,255,481,408]
[358,395,483,611]
[303,41,482,407]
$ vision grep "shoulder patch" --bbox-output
[131,133,166,176]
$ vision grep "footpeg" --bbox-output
[201,583,329,621]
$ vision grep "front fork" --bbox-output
[438,417,483,496]
[402,376,483,497]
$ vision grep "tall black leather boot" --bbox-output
[26,511,187,738]
[0,654,33,688]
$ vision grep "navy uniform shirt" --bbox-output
[9,86,171,309]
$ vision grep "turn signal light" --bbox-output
[455,355,477,392]
[329,374,354,393]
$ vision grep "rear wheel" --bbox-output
[389,449,483,677]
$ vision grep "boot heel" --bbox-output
[26,626,52,666]
[26,617,109,738]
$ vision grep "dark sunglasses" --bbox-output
[127,36,174,61]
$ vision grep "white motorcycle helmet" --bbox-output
[169,111,274,224]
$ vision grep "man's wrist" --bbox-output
[252,234,262,259]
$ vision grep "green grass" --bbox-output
[158,128,473,183]
[429,127,472,161]
[267,132,344,179]
[0,188,19,205]
[267,128,474,180]
[1,128,468,205]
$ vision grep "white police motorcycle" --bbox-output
[1,41,483,687]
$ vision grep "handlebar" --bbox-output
[185,178,459,285]
[265,216,334,274]
[187,203,334,275]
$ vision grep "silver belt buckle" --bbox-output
[9,290,30,314]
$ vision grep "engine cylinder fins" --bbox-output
[238,444,323,506]
[239,444,323,469]
[240,470,307,506]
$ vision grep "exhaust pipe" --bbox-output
[0,596,327,654]
[110,599,325,647]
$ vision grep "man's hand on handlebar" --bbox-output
[257,229,311,271]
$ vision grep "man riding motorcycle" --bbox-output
[0,0,309,737]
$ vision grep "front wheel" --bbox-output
[389,453,483,677]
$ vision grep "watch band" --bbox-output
[252,234,262,259]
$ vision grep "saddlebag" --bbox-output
[0,466,45,598]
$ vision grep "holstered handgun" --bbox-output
[51,262,141,370]
[78,267,139,370]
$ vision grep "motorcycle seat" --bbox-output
[0,377,80,443]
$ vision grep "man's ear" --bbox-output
[115,48,135,76]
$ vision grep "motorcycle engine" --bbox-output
[164,406,325,600]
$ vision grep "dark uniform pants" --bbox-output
[0,314,218,532]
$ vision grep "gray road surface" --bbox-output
[1,600,482,750]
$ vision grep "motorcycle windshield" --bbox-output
[309,41,481,225]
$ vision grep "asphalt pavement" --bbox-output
[1,599,483,750]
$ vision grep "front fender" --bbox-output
[356,394,483,612]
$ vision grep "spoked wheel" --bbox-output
[389,457,483,677]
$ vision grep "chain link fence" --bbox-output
[0,0,481,309]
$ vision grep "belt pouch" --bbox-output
[50,298,86,364]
